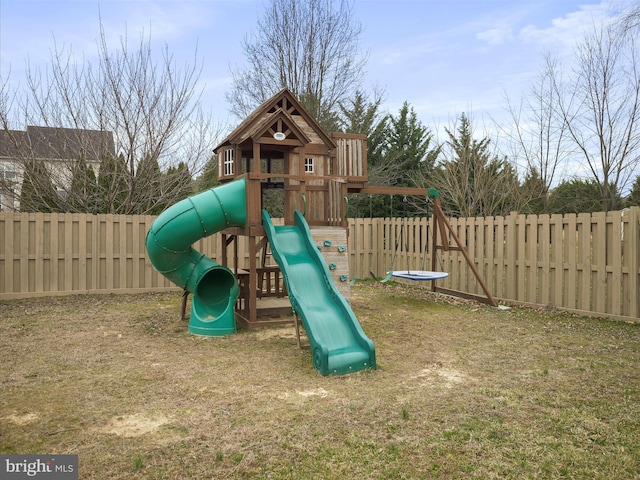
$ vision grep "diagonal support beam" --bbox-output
[430,197,497,307]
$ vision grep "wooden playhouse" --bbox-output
[213,88,370,327]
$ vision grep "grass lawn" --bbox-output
[1,282,639,479]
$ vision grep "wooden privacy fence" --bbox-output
[0,213,264,298]
[351,209,640,321]
[1,209,639,322]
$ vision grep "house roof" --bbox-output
[215,88,336,152]
[0,130,28,158]
[0,126,115,162]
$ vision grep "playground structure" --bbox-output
[146,88,494,375]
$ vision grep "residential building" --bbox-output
[0,126,115,211]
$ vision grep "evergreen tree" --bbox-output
[519,167,548,214]
[134,156,162,214]
[338,90,391,218]
[19,158,60,212]
[371,102,440,217]
[338,90,385,135]
[385,102,439,185]
[163,162,193,204]
[97,153,129,214]
[195,156,219,192]
[69,156,99,213]
[298,91,342,133]
[548,179,622,214]
[626,175,640,207]
[432,113,519,217]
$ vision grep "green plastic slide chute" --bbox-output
[145,179,247,336]
[262,209,376,375]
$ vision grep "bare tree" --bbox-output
[0,22,224,213]
[619,1,640,32]
[554,20,640,211]
[500,54,573,212]
[226,0,367,129]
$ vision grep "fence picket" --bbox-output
[539,215,550,306]
[526,215,537,303]
[494,216,505,298]
[625,208,639,317]
[610,211,623,316]
[592,212,607,314]
[466,217,475,294]
[20,216,30,292]
[549,214,563,308]
[516,213,526,302]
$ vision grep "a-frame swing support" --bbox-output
[429,192,498,307]
[359,185,498,307]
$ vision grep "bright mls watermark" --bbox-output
[1,455,78,479]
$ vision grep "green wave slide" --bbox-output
[146,177,376,375]
[262,209,376,376]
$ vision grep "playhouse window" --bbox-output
[304,157,314,173]
[224,149,234,176]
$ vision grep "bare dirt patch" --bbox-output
[99,415,170,438]
[411,363,467,388]
[4,413,40,426]
[252,326,298,341]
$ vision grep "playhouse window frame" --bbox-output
[304,157,314,173]
[223,148,234,176]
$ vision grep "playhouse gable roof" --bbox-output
[247,107,311,146]
[216,88,336,151]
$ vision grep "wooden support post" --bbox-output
[248,235,258,325]
[258,236,269,267]
[180,290,189,321]
[341,183,348,228]
[431,197,498,307]
[233,233,238,271]
[220,233,227,266]
[253,142,261,173]
[294,313,309,349]
[299,180,307,219]
[431,206,439,293]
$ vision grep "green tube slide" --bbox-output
[145,179,246,336]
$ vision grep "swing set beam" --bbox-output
[360,186,429,196]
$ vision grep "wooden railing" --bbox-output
[332,133,367,179]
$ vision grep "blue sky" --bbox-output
[0,0,634,141]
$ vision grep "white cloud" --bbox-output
[476,25,514,46]
[519,1,614,50]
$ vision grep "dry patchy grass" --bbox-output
[1,283,639,479]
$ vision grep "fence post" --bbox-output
[610,211,623,316]
[626,208,640,317]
